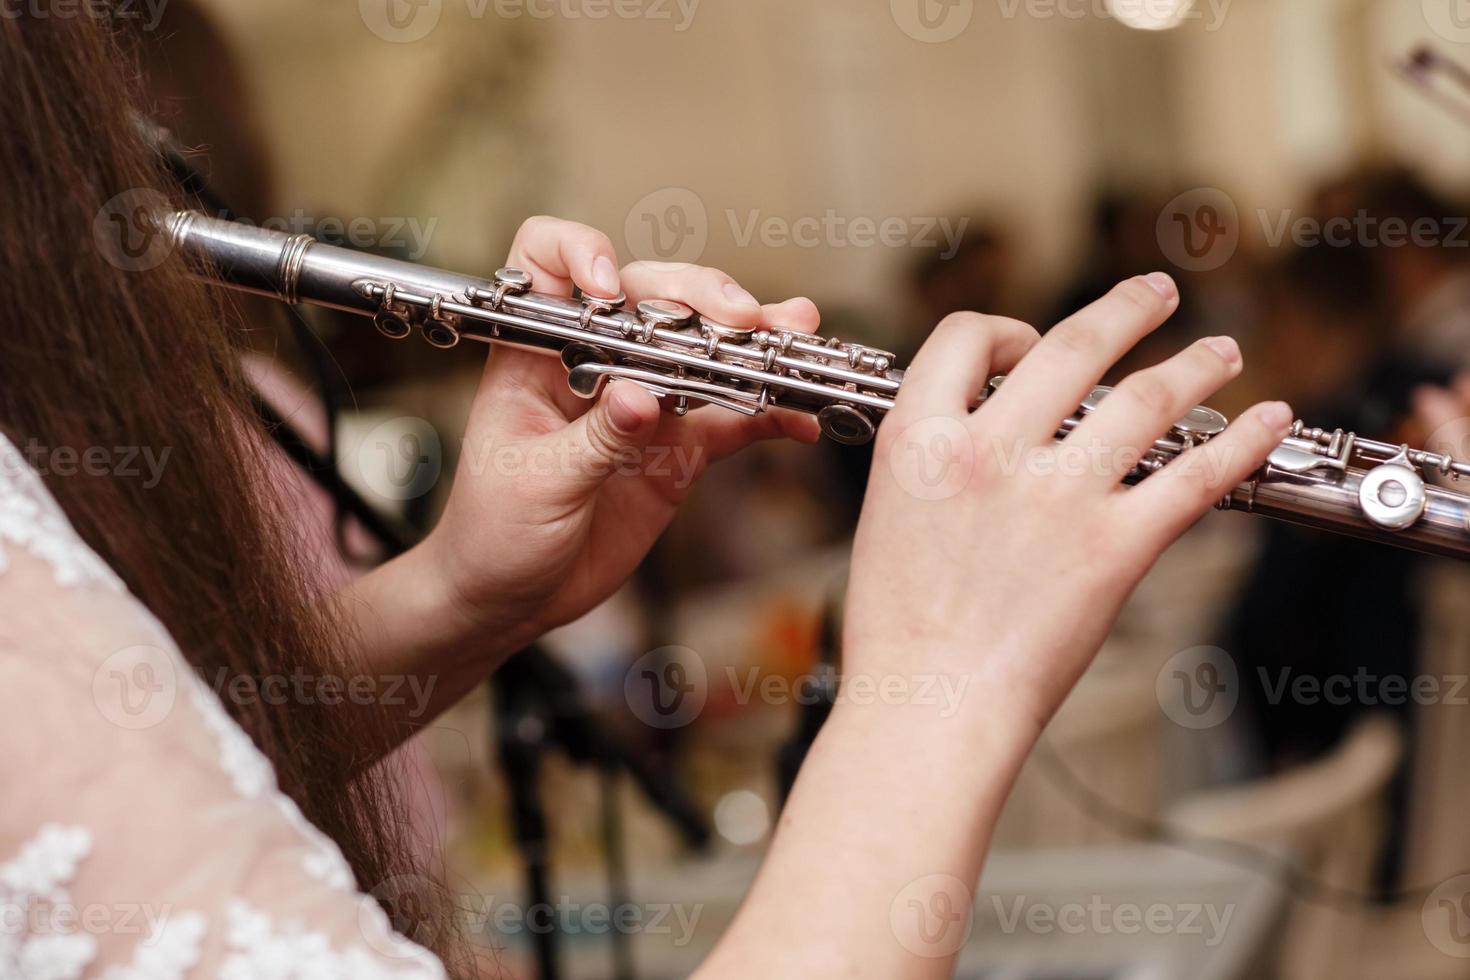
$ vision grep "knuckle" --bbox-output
[517,214,558,238]
[1115,371,1176,417]
[1112,277,1165,316]
[1051,320,1103,358]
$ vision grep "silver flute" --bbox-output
[167,210,1470,561]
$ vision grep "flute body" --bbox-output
[166,211,1470,562]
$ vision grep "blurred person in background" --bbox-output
[0,9,1299,979]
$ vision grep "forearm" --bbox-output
[696,676,1040,979]
[329,542,542,752]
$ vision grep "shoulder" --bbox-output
[0,432,173,670]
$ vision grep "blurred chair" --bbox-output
[992,666,1165,849]
[1164,714,1404,980]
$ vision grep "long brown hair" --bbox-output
[0,9,463,970]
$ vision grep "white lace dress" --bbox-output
[0,433,448,979]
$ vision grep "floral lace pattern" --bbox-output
[0,440,122,591]
[0,825,98,979]
[0,434,448,978]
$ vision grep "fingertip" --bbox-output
[770,296,821,329]
[1258,400,1293,431]
[783,413,823,445]
[607,382,661,435]
[588,254,621,300]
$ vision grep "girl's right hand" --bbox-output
[843,273,1294,738]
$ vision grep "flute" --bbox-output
[166,210,1470,561]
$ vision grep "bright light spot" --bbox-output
[714,790,770,846]
[1106,0,1194,31]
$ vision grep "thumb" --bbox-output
[545,382,662,502]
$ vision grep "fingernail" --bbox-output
[592,256,619,298]
[1260,401,1293,429]
[723,283,760,309]
[1203,336,1240,365]
[1144,272,1177,299]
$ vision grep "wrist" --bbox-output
[389,533,546,668]
[824,668,1042,779]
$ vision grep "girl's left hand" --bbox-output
[421,216,821,648]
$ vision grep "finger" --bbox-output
[762,296,821,334]
[1063,336,1243,485]
[1128,400,1294,548]
[621,261,765,327]
[1414,385,1465,438]
[890,312,1040,422]
[535,381,663,508]
[680,404,823,463]
[983,274,1179,444]
[507,215,622,299]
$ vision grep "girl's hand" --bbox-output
[843,273,1293,737]
[422,216,821,645]
[1414,374,1470,461]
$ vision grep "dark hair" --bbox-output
[0,10,464,971]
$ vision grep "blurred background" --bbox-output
[136,0,1470,976]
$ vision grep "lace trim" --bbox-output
[0,436,123,591]
[184,679,357,892]
[221,900,446,980]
